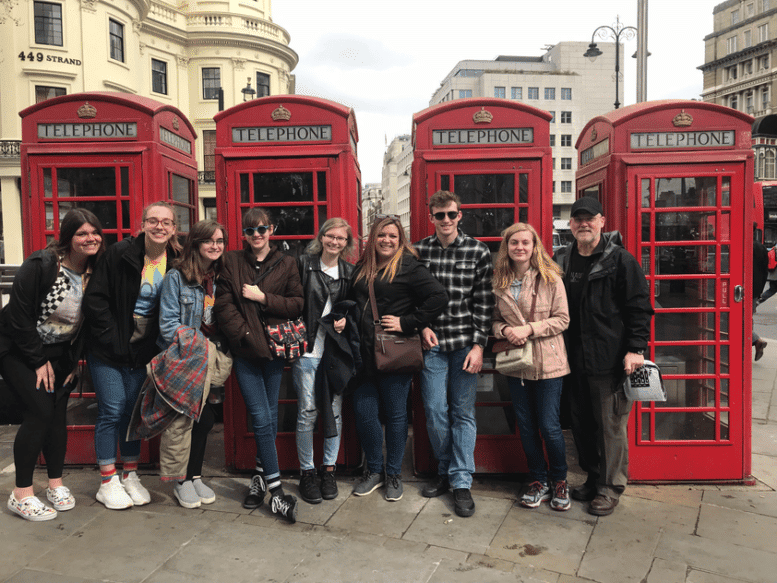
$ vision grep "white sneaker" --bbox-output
[192,478,216,504]
[121,471,151,506]
[8,493,57,522]
[46,485,75,511]
[96,475,133,510]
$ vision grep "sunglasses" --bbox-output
[376,213,400,222]
[432,211,459,221]
[243,226,271,237]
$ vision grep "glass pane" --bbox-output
[174,206,190,234]
[518,174,528,205]
[721,245,730,273]
[440,175,450,191]
[121,167,129,198]
[655,176,716,207]
[459,207,514,238]
[45,202,54,230]
[274,239,309,259]
[56,167,117,198]
[641,411,650,440]
[278,403,297,433]
[721,378,729,407]
[121,200,130,230]
[655,245,719,275]
[44,168,53,198]
[240,174,250,203]
[274,206,314,236]
[656,211,718,241]
[721,312,728,338]
[171,174,190,204]
[641,178,651,208]
[720,412,729,440]
[654,279,715,308]
[66,396,98,426]
[474,374,514,435]
[652,375,714,408]
[642,213,651,242]
[654,412,716,440]
[317,172,327,201]
[721,177,731,206]
[655,345,715,376]
[318,206,327,231]
[721,345,729,374]
[655,313,715,341]
[519,206,528,224]
[453,174,514,204]
[252,172,314,203]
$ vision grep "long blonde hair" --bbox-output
[493,222,562,291]
[355,216,418,284]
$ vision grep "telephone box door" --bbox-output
[629,164,747,480]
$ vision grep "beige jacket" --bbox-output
[492,269,570,380]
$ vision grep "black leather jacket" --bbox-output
[297,253,354,353]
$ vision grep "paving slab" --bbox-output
[655,530,777,583]
[619,484,704,509]
[702,489,777,519]
[686,571,757,583]
[284,477,350,526]
[751,453,777,490]
[696,503,777,554]
[751,390,770,421]
[486,504,592,576]
[429,558,559,583]
[578,521,661,583]
[402,494,512,555]
[645,558,687,583]
[5,570,105,583]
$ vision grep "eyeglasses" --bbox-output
[144,217,175,228]
[322,234,348,243]
[243,226,271,237]
[199,238,225,247]
[432,211,459,221]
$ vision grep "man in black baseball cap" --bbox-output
[555,197,653,516]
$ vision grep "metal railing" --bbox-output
[0,141,20,158]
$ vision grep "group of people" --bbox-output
[1,190,653,525]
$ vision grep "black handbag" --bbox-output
[368,280,424,374]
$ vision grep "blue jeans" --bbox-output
[291,356,343,470]
[420,346,478,489]
[508,376,567,483]
[88,353,148,466]
[233,357,286,481]
[353,372,412,476]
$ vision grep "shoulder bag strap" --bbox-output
[368,279,381,326]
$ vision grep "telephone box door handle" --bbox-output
[734,286,744,303]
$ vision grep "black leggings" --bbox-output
[0,343,72,488]
[186,402,215,479]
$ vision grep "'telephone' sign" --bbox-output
[630,131,735,149]
[38,123,137,139]
[433,128,533,146]
[232,125,332,143]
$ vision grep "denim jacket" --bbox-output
[158,269,210,348]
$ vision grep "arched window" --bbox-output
[758,150,766,179]
[765,150,776,179]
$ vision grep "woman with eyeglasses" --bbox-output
[350,216,447,501]
[293,218,356,504]
[84,201,181,510]
[214,207,303,522]
[1,209,105,521]
[153,219,232,508]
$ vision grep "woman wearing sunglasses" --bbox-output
[214,207,303,522]
[84,201,181,510]
[349,215,447,501]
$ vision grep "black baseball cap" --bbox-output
[570,197,603,217]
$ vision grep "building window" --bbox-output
[747,2,755,17]
[561,111,572,123]
[203,130,216,175]
[561,181,572,193]
[728,65,738,80]
[552,158,556,169]
[152,59,167,95]
[561,87,572,100]
[202,68,220,100]
[544,87,555,100]
[747,91,754,113]
[730,94,739,110]
[34,2,62,46]
[528,87,539,99]
[109,19,124,62]
[763,85,770,108]
[561,157,572,170]
[762,0,770,12]
[35,85,65,103]
[511,87,522,99]
[745,29,753,48]
[766,150,776,179]
[256,73,270,97]
[549,134,555,147]
[459,89,472,99]
[494,86,506,98]
[761,55,770,70]
[549,111,556,123]
[552,182,556,194]
[732,9,740,24]
[760,23,769,43]
[745,60,754,75]
[561,134,572,147]
[727,36,738,54]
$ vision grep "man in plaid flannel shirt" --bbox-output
[415,190,493,518]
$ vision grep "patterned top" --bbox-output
[134,255,167,316]
[37,265,84,345]
[415,230,494,351]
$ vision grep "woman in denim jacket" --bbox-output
[157,219,231,509]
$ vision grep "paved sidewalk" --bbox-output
[0,340,775,583]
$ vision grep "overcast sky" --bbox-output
[272,1,714,184]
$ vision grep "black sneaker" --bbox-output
[243,473,267,509]
[319,466,338,500]
[270,493,298,523]
[299,469,322,504]
[421,475,450,498]
[453,488,476,517]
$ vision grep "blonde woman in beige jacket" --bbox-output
[492,223,571,511]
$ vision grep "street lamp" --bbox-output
[241,78,256,102]
[584,16,637,110]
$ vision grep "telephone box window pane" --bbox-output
[519,174,528,204]
[452,174,514,204]
[721,379,729,407]
[641,213,651,242]
[317,172,327,201]
[655,245,720,275]
[34,1,63,46]
[240,174,250,203]
[656,211,719,241]
[275,207,314,236]
[44,168,53,198]
[251,172,314,203]
[655,177,717,207]
[652,377,715,408]
[318,206,327,230]
[721,345,729,374]
[275,239,307,259]
[653,412,716,440]
[518,207,528,223]
[121,167,129,201]
[721,312,729,339]
[440,175,450,191]
[171,174,190,204]
[472,374,515,435]
[459,208,515,238]
[721,245,730,273]
[641,178,651,208]
[56,167,118,198]
[121,200,130,230]
[641,412,650,440]
[654,278,716,308]
[655,313,715,342]
[721,177,731,206]
[174,206,190,234]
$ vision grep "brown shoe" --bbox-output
[570,482,597,502]
[755,339,767,361]
[588,494,619,516]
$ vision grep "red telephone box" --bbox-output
[214,95,362,471]
[20,92,200,464]
[409,98,553,474]
[576,100,754,482]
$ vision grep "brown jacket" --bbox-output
[214,245,303,361]
[492,268,570,380]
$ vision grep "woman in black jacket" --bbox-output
[293,217,356,504]
[1,209,105,521]
[350,216,447,502]
[84,202,180,511]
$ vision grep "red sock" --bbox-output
[101,468,117,484]
[123,462,138,479]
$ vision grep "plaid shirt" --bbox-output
[415,230,494,352]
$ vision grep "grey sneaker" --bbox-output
[192,478,216,504]
[520,481,551,508]
[550,480,571,511]
[352,470,384,497]
[173,480,201,509]
[385,474,403,501]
